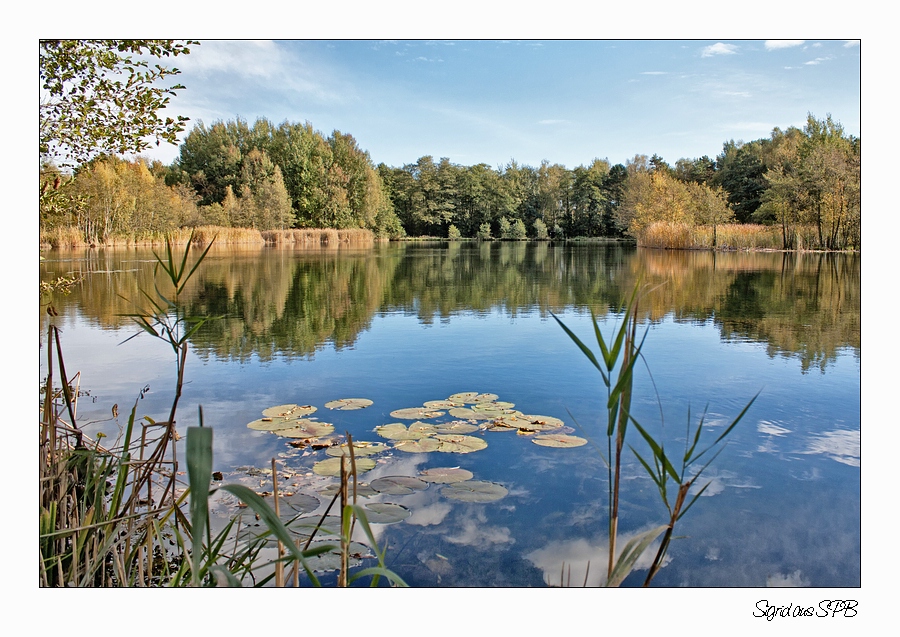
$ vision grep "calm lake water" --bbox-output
[39,241,860,587]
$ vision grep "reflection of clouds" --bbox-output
[766,569,810,587]
[801,429,860,467]
[756,420,792,454]
[407,501,452,526]
[444,509,513,548]
[758,420,792,436]
[688,469,760,498]
[525,525,669,587]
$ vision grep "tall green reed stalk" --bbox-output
[552,282,757,586]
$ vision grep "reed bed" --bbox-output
[261,227,375,248]
[636,221,813,251]
[40,226,378,249]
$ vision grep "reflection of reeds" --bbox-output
[261,228,375,248]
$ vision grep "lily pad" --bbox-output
[370,476,429,495]
[423,399,463,409]
[324,441,389,457]
[304,539,372,572]
[435,434,488,454]
[318,483,378,498]
[288,515,342,538]
[448,392,480,403]
[393,438,442,453]
[276,420,335,438]
[447,407,494,421]
[244,491,320,517]
[532,434,588,448]
[312,456,376,476]
[474,401,515,412]
[441,480,508,503]
[262,404,317,419]
[518,415,565,430]
[362,502,412,524]
[247,417,310,432]
[376,422,437,440]
[324,398,373,410]
[418,467,474,484]
[390,407,445,420]
[434,422,479,435]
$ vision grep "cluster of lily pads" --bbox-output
[245,391,587,455]
[235,391,586,571]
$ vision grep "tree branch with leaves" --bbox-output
[40,39,198,168]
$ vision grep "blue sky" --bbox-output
[138,39,860,171]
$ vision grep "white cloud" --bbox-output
[765,40,805,50]
[766,569,810,587]
[844,40,861,47]
[701,43,738,57]
[641,71,667,75]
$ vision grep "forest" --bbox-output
[39,41,860,251]
[39,113,861,251]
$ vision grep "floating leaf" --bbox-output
[484,420,519,432]
[394,438,442,453]
[473,393,499,403]
[442,480,508,503]
[324,441,389,457]
[435,434,488,454]
[532,434,588,448]
[434,422,479,435]
[390,407,445,420]
[370,476,429,495]
[303,539,372,572]
[518,415,565,430]
[418,467,474,484]
[448,392,480,403]
[318,483,378,498]
[254,492,320,515]
[364,502,411,524]
[262,404,317,419]
[447,407,494,421]
[474,401,515,411]
[247,417,309,432]
[488,412,530,428]
[424,399,463,409]
[312,457,376,476]
[276,420,335,438]
[324,398,373,410]
[288,515,343,538]
[376,422,437,440]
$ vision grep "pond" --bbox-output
[38,241,860,587]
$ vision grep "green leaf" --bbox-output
[631,418,681,483]
[186,425,213,586]
[605,525,669,587]
[550,312,608,385]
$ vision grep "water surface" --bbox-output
[39,242,860,587]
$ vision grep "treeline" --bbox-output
[39,113,860,250]
[378,113,859,249]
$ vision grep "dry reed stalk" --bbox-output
[272,457,284,587]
